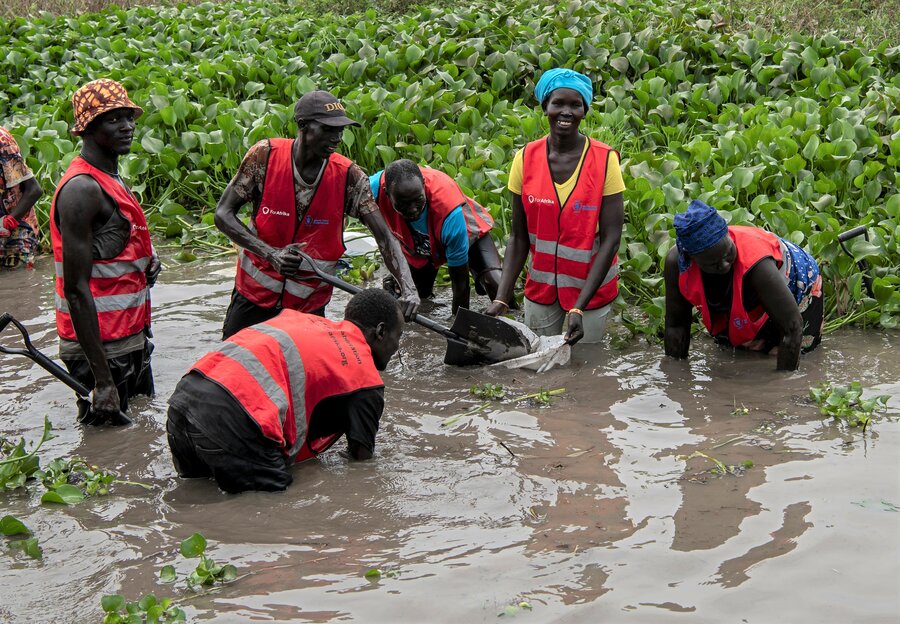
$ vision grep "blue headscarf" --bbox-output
[674,200,729,271]
[534,68,593,110]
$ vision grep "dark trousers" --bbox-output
[166,404,293,494]
[62,339,154,415]
[222,289,325,339]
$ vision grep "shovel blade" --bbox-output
[444,307,533,365]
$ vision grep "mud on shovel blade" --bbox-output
[0,313,131,426]
[444,307,533,366]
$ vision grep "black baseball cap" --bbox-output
[294,90,360,127]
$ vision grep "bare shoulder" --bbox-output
[56,174,107,224]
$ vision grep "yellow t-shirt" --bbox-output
[507,139,625,206]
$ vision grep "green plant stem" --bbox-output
[112,479,154,491]
[0,418,52,467]
[509,388,566,402]
[441,402,490,427]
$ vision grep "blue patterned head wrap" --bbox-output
[534,68,593,110]
[674,200,729,271]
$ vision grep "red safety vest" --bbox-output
[190,310,384,462]
[376,167,493,269]
[678,226,783,347]
[235,138,348,312]
[50,157,152,342]
[521,137,619,310]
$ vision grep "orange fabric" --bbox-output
[376,167,491,269]
[190,311,384,462]
[678,226,783,346]
[521,137,618,310]
[50,157,152,342]
[235,138,348,312]
[71,79,143,135]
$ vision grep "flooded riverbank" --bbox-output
[1,255,898,623]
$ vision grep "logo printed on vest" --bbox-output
[572,200,598,213]
[262,206,291,217]
[734,317,748,328]
[132,224,149,231]
[527,194,555,205]
[305,216,330,226]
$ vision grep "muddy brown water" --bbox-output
[1,255,898,623]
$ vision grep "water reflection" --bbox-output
[0,256,898,622]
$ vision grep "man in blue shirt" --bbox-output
[370,160,502,314]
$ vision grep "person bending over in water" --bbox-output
[166,289,403,494]
[370,159,502,314]
[664,200,823,371]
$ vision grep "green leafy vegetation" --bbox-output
[0,418,152,503]
[442,387,565,427]
[810,381,891,430]
[101,532,237,622]
[470,383,507,399]
[1,0,897,332]
[1,514,42,560]
[101,593,187,624]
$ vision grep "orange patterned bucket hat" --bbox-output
[71,79,143,136]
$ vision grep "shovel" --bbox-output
[0,313,131,426]
[291,249,532,366]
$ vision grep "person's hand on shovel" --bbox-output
[79,381,132,426]
[396,286,420,321]
[267,244,306,277]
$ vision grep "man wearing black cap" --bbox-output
[215,90,420,338]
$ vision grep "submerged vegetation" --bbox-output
[1,0,898,334]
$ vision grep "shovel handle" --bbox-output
[0,313,92,398]
[837,225,867,243]
[291,248,462,341]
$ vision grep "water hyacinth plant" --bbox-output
[0,0,896,332]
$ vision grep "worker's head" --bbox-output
[71,79,143,155]
[345,289,404,371]
[674,200,734,274]
[384,159,426,221]
[294,90,359,161]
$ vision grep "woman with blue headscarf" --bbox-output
[485,69,625,346]
[664,200,823,371]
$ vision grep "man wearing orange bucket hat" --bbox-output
[49,79,161,426]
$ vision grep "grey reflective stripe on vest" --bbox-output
[528,262,618,290]
[286,260,338,299]
[241,250,338,300]
[460,200,493,242]
[55,288,149,314]
[531,235,600,264]
[240,250,285,295]
[54,257,151,279]
[216,338,291,430]
[248,323,308,459]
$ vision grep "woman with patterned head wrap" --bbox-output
[485,68,625,346]
[664,200,823,371]
[0,127,43,269]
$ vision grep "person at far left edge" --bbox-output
[50,79,160,426]
[215,89,420,339]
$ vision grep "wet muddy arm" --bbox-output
[486,193,529,316]
[58,178,119,416]
[448,264,471,314]
[8,177,43,220]
[747,258,803,371]
[360,209,420,319]
[214,184,275,261]
[664,247,692,359]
